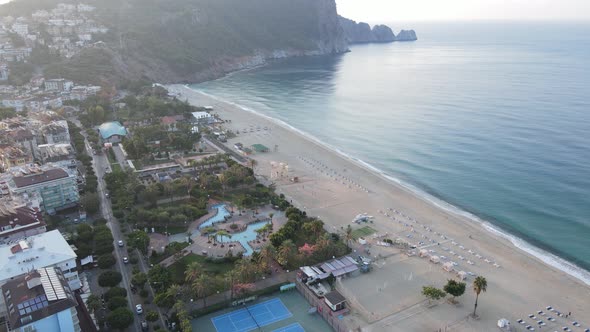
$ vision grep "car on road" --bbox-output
[123,257,129,264]
[141,320,148,331]
[136,304,143,314]
[117,240,124,247]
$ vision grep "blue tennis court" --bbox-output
[211,298,293,332]
[272,323,305,332]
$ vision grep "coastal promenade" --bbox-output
[167,85,590,332]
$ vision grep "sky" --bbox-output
[336,0,590,23]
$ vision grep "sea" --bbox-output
[189,22,590,284]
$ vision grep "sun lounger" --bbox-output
[572,322,580,327]
[517,319,525,324]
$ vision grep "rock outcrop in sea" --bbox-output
[395,29,418,41]
[339,16,417,43]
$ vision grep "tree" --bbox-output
[80,192,100,215]
[249,158,258,174]
[107,307,134,330]
[472,276,488,317]
[107,296,128,310]
[98,254,116,269]
[184,261,202,285]
[277,239,296,267]
[345,225,353,246]
[104,287,127,301]
[86,294,101,315]
[146,310,159,322]
[443,279,466,303]
[132,272,148,288]
[148,265,171,292]
[128,230,150,254]
[422,286,446,304]
[98,271,122,287]
[191,274,210,308]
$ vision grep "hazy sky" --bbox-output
[336,0,590,23]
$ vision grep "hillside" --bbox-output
[1,0,348,84]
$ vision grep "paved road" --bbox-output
[79,126,167,331]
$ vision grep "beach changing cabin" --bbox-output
[457,271,467,280]
[324,291,346,312]
[430,255,440,264]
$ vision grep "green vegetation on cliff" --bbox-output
[1,0,346,85]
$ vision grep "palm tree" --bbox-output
[259,245,276,274]
[278,239,296,266]
[249,158,258,174]
[216,230,231,247]
[472,276,488,317]
[191,274,209,308]
[219,173,227,198]
[345,225,353,247]
[185,261,202,285]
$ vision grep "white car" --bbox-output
[117,240,124,247]
[136,304,143,314]
[123,257,129,264]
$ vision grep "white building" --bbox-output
[44,78,73,92]
[191,111,214,125]
[11,23,28,37]
[0,231,79,290]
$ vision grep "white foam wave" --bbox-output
[179,84,590,286]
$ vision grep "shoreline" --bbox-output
[168,83,590,330]
[188,85,590,287]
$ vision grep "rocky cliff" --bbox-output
[339,16,416,44]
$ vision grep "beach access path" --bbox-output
[167,84,590,332]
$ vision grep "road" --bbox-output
[77,123,166,331]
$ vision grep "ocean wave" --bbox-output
[181,85,590,286]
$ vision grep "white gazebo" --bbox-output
[457,271,468,280]
[430,255,440,264]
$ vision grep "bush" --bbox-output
[229,223,238,230]
[107,296,128,310]
[98,271,122,287]
[98,254,116,269]
[104,287,127,301]
[140,289,149,298]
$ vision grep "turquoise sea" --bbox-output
[190,22,590,283]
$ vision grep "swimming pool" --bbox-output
[199,204,232,229]
[197,204,270,256]
[216,220,269,256]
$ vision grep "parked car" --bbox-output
[136,304,143,314]
[123,257,129,264]
[117,240,124,247]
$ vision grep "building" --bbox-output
[11,23,28,36]
[98,121,127,143]
[38,144,74,164]
[0,231,79,290]
[0,63,8,81]
[1,267,80,332]
[0,197,45,244]
[0,146,32,171]
[44,79,73,92]
[41,120,70,144]
[191,111,214,125]
[324,291,347,312]
[7,166,79,214]
[160,115,185,132]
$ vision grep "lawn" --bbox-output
[169,254,235,285]
[351,226,376,240]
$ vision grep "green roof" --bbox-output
[251,144,269,152]
[98,122,127,139]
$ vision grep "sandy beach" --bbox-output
[168,84,590,331]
